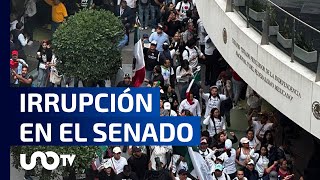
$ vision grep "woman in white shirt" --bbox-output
[176,60,193,101]
[201,86,229,118]
[203,108,226,139]
[218,139,237,179]
[251,145,278,179]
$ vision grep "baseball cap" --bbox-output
[143,33,149,38]
[157,24,164,29]
[151,40,157,45]
[240,137,250,144]
[178,169,188,175]
[200,138,207,144]
[113,147,122,154]
[164,102,171,110]
[225,139,232,149]
[214,164,223,171]
[247,159,255,165]
[132,146,142,153]
[103,160,113,169]
[163,42,169,46]
[12,50,18,56]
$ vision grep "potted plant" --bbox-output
[248,0,266,21]
[293,33,317,63]
[262,6,279,35]
[234,0,246,7]
[277,18,292,48]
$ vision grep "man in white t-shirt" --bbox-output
[179,91,201,116]
[248,111,273,143]
[175,0,193,21]
[111,146,128,174]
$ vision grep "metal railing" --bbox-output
[226,0,320,81]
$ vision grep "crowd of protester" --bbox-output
[10,0,300,180]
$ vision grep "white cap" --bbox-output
[151,40,157,45]
[113,147,122,153]
[164,102,171,110]
[240,137,250,144]
[225,139,232,149]
[247,159,255,165]
[103,160,113,169]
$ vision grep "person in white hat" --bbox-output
[98,159,116,179]
[243,159,259,179]
[217,139,237,179]
[111,146,128,174]
[236,137,252,167]
[163,101,178,116]
[199,138,216,171]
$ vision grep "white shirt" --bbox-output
[204,35,215,55]
[252,154,269,177]
[218,149,237,175]
[197,19,205,45]
[179,99,201,116]
[111,156,128,174]
[176,65,193,83]
[202,93,227,118]
[150,146,172,170]
[175,1,192,20]
[252,120,273,142]
[18,34,28,47]
[199,148,216,171]
[175,177,192,180]
[212,172,231,180]
[182,46,204,69]
[161,66,174,85]
[203,116,226,137]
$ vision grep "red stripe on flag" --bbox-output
[132,67,146,87]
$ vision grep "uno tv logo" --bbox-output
[20,151,76,170]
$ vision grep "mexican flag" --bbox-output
[131,18,145,87]
[173,146,212,180]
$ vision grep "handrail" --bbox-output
[266,0,320,34]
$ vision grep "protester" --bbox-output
[44,0,68,32]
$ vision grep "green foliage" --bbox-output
[279,18,292,39]
[11,146,101,179]
[249,0,266,12]
[53,9,124,81]
[295,32,315,52]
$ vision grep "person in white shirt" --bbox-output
[111,146,128,174]
[176,60,193,101]
[164,102,178,116]
[197,19,206,52]
[179,91,201,116]
[182,39,205,69]
[203,108,226,138]
[201,86,229,118]
[245,129,259,150]
[248,111,273,144]
[175,0,193,21]
[251,145,278,179]
[218,139,237,179]
[161,59,174,86]
[212,164,231,180]
[150,146,172,170]
[199,138,216,171]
